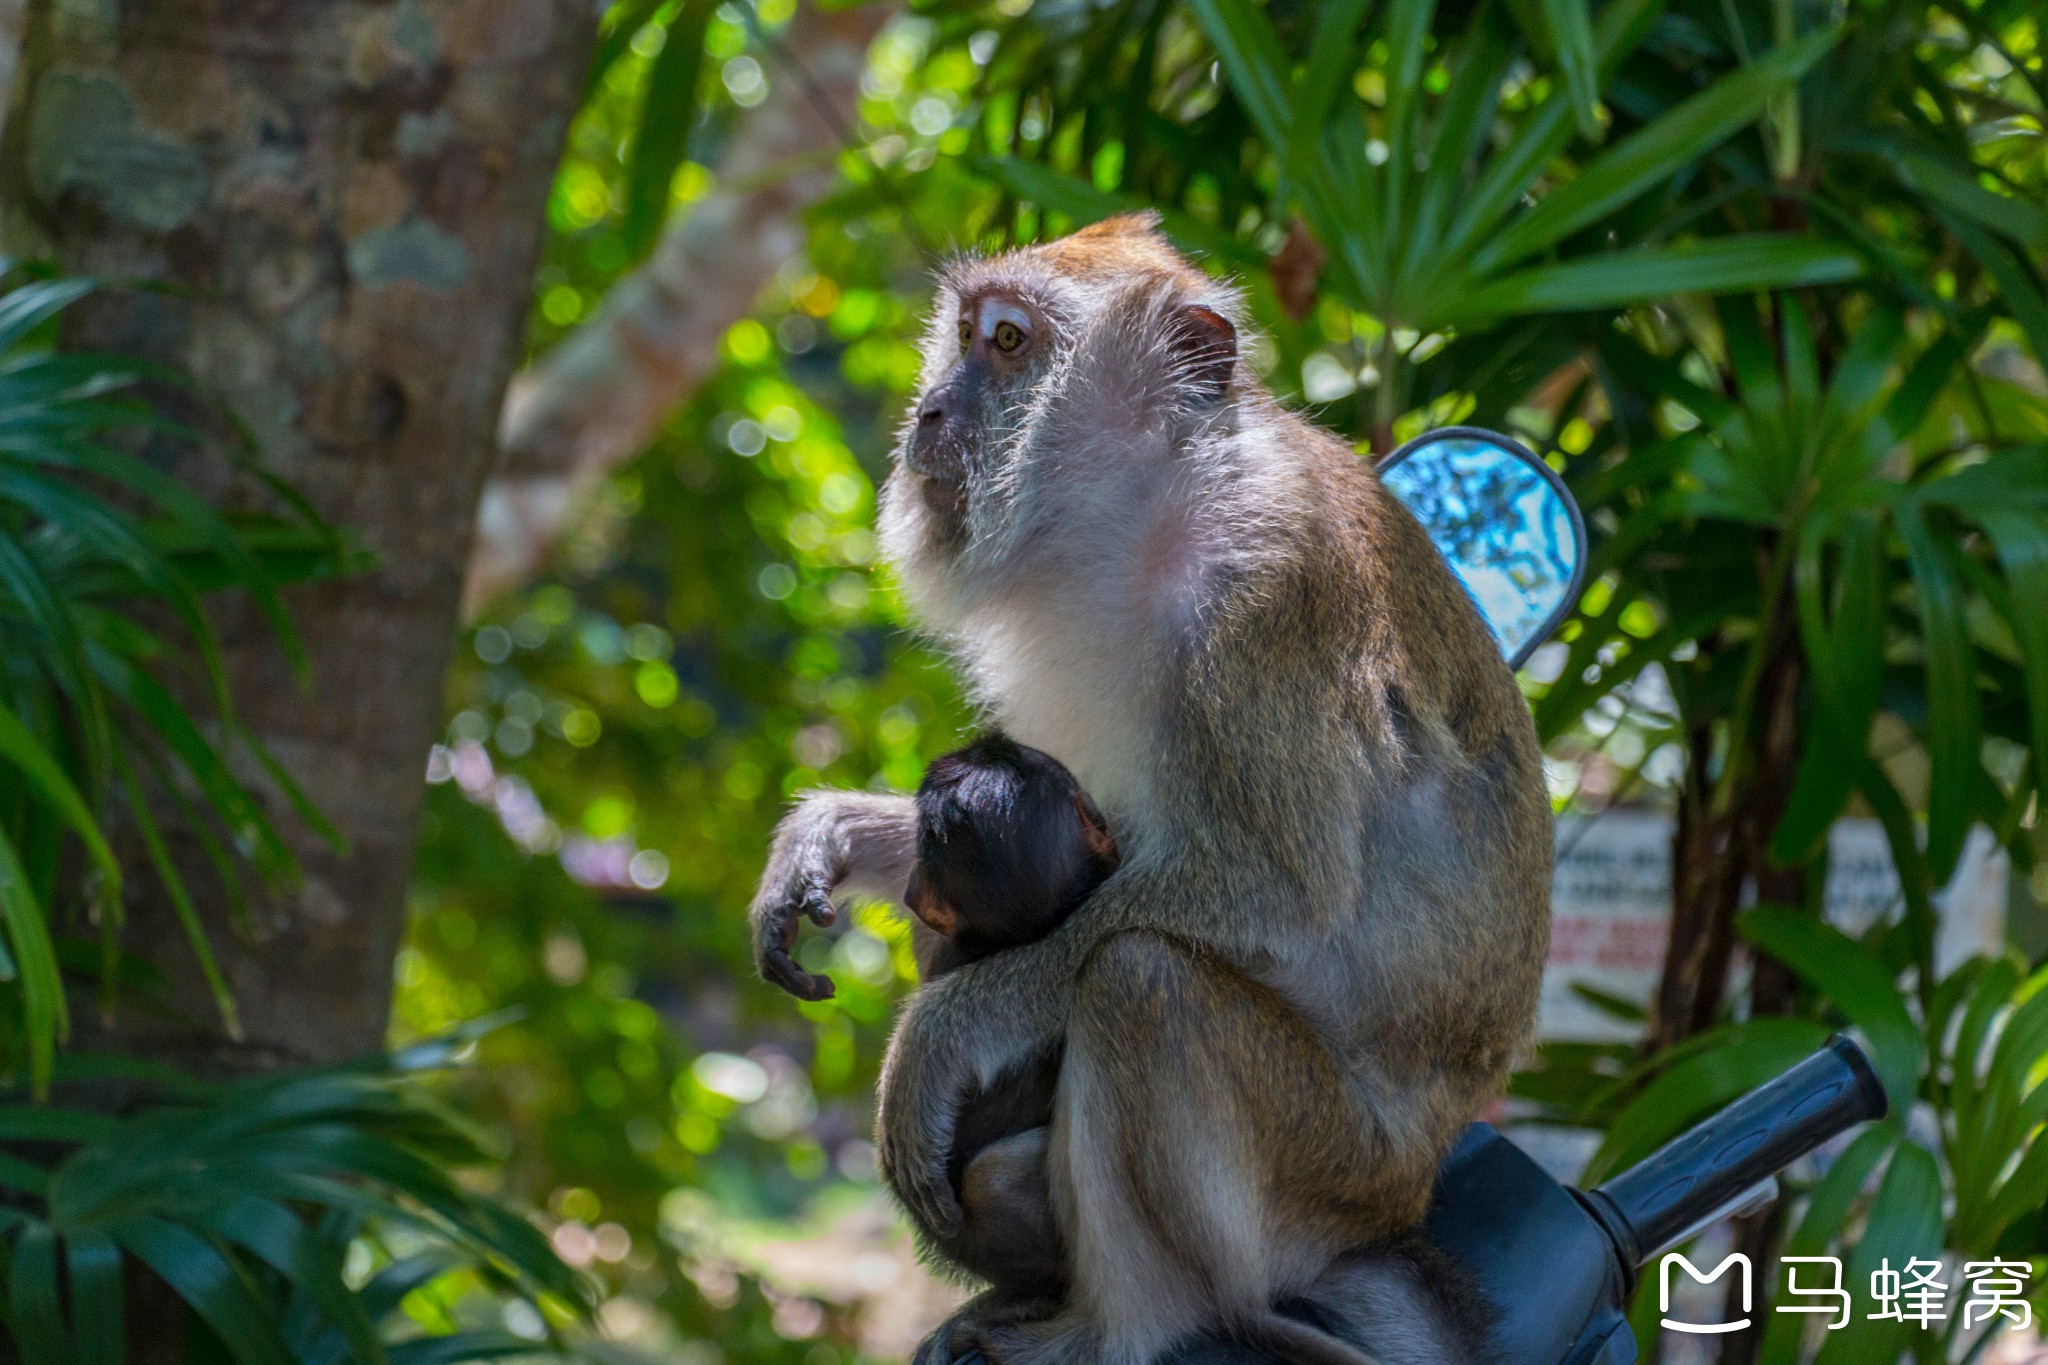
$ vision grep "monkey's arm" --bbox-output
[750,790,918,1000]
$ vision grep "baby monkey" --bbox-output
[903,732,1118,1307]
[907,731,1121,975]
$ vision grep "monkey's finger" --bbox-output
[762,948,836,1001]
[800,884,839,929]
[754,908,798,973]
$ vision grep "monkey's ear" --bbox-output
[1073,791,1120,870]
[904,867,959,936]
[1168,305,1237,405]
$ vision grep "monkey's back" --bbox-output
[1167,406,1553,1232]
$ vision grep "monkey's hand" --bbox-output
[750,790,918,1001]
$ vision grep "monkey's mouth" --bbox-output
[917,470,969,522]
[904,434,968,485]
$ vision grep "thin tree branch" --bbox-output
[467,0,890,614]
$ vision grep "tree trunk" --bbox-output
[0,0,593,1073]
[1650,576,1808,1053]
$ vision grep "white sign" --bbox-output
[1541,813,2009,1041]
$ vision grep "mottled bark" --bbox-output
[1,0,593,1072]
[466,1,886,613]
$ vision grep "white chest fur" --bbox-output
[959,587,1164,828]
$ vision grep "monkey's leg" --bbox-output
[1281,1244,1485,1365]
[1040,931,1431,1365]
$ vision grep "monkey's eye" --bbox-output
[958,317,973,352]
[992,320,1027,353]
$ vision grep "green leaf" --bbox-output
[1737,907,1919,1110]
[1436,100,1575,267]
[622,0,713,261]
[185,1195,386,1365]
[1585,1017,1834,1181]
[1757,1124,1897,1365]
[111,1218,295,1365]
[1951,957,2022,1119]
[1813,1144,1941,1365]
[230,721,346,854]
[1895,149,2048,253]
[1445,235,1863,322]
[0,823,66,1095]
[1381,0,1441,230]
[1186,0,1295,153]
[583,0,664,100]
[1948,217,2048,364]
[1896,501,1983,880]
[386,1331,556,1365]
[113,746,242,1040]
[0,527,108,781]
[356,1250,465,1322]
[1980,1124,2048,1248]
[1592,0,1670,68]
[1916,446,2048,514]
[1777,512,1884,861]
[64,1231,125,1365]
[10,1224,70,1365]
[0,277,95,353]
[1977,512,2048,810]
[1539,0,1601,138]
[1405,14,1517,282]
[17,441,304,684]
[0,467,235,717]
[1472,28,1839,273]
[89,645,293,887]
[0,1104,114,1143]
[1289,0,1370,176]
[0,699,119,895]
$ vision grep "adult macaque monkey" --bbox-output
[748,215,1549,1365]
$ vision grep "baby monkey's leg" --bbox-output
[956,1128,1066,1306]
[938,1047,1068,1306]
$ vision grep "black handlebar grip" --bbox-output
[1586,1034,1888,1268]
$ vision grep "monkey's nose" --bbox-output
[908,386,969,482]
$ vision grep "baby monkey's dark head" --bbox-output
[906,733,1119,972]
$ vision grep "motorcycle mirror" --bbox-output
[1378,426,1588,671]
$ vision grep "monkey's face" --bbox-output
[900,284,1063,530]
[882,215,1244,612]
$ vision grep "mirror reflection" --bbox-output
[1378,428,1586,669]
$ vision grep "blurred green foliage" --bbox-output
[397,0,2048,1361]
[401,23,978,1358]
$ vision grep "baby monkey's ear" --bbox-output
[1167,304,1237,405]
[1074,791,1120,870]
[904,866,959,936]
